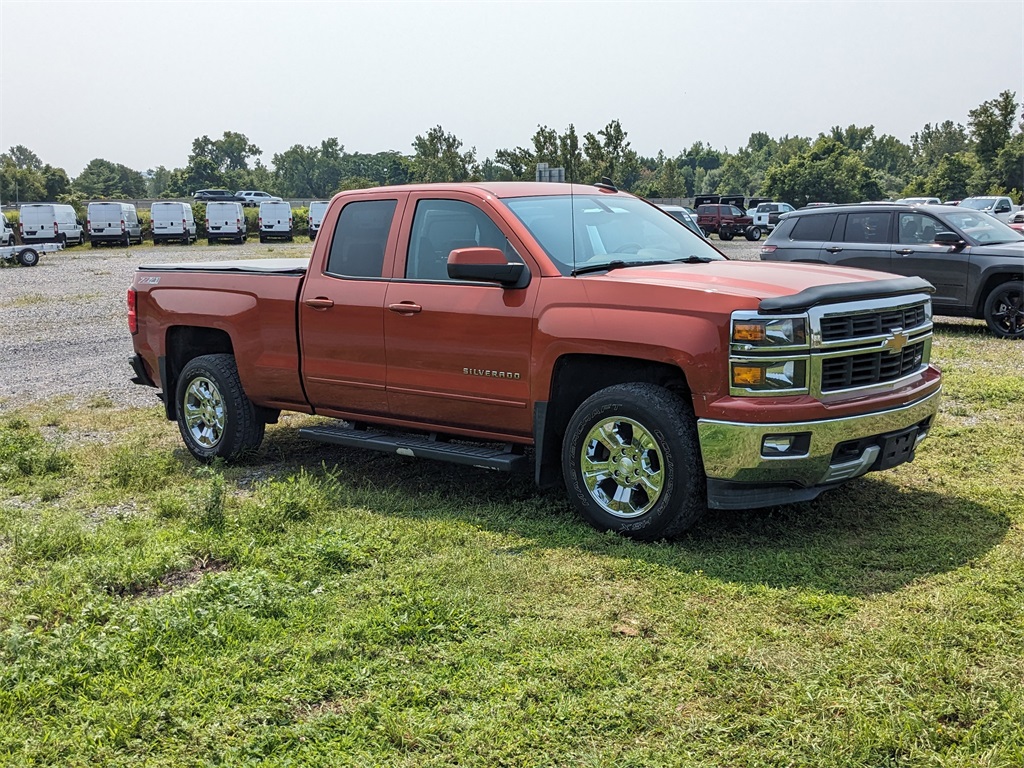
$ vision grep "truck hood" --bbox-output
[590,259,900,303]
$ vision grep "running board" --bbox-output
[299,424,529,472]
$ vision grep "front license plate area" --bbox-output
[874,425,919,470]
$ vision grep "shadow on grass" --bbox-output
[933,317,990,336]
[211,427,1009,598]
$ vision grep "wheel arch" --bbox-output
[534,353,691,487]
[975,271,1023,317]
[162,326,234,419]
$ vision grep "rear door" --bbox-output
[820,210,893,271]
[299,194,405,418]
[383,193,538,437]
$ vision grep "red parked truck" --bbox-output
[128,182,941,540]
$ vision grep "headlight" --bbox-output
[731,360,807,392]
[732,317,807,347]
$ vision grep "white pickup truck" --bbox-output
[959,196,1019,224]
[751,202,795,231]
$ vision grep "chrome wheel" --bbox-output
[580,416,665,518]
[182,375,225,448]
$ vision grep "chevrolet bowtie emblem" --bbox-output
[882,328,910,354]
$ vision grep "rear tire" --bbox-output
[175,354,265,462]
[745,226,762,241]
[562,383,706,541]
[17,248,40,267]
[719,230,734,241]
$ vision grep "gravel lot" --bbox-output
[0,236,761,413]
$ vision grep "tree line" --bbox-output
[2,90,1021,208]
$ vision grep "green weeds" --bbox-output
[0,332,1022,765]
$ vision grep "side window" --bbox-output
[325,199,397,278]
[406,199,519,281]
[790,213,838,241]
[898,213,941,244]
[843,212,891,244]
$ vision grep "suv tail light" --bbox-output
[760,245,777,256]
[127,288,137,334]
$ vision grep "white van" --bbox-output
[205,201,246,244]
[308,201,330,241]
[1,216,14,246]
[87,202,142,246]
[259,200,293,242]
[151,202,197,244]
[19,203,84,246]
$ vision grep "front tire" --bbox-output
[175,354,265,462]
[719,230,734,241]
[983,281,1024,338]
[745,226,762,241]
[562,383,706,540]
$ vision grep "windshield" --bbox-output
[502,193,724,275]
[959,198,995,210]
[940,209,1023,244]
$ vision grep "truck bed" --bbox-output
[138,258,309,274]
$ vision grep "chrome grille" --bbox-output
[820,304,927,342]
[820,343,926,392]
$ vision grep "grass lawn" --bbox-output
[1,320,1022,767]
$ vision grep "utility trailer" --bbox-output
[0,241,64,267]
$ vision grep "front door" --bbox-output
[383,194,538,438]
[890,211,968,309]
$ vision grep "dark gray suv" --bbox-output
[761,203,1024,338]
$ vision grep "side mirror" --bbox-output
[995,204,1011,213]
[934,231,963,246]
[447,247,529,288]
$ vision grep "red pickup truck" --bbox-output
[128,182,941,540]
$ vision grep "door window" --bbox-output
[325,199,397,278]
[406,199,519,281]
[898,213,941,244]
[843,212,891,244]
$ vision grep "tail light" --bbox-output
[760,245,777,256]
[54,222,59,235]
[205,219,210,229]
[87,218,91,230]
[121,219,126,233]
[19,221,23,233]
[259,217,263,228]
[127,288,138,334]
[182,218,187,230]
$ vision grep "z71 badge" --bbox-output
[137,276,161,285]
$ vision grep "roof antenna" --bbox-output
[594,176,617,192]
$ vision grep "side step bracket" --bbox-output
[299,424,529,473]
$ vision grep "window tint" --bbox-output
[843,212,891,244]
[406,199,518,281]
[729,206,744,216]
[790,213,838,241]
[325,199,397,278]
[898,213,941,244]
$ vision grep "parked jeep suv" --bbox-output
[760,203,1024,338]
[696,203,762,241]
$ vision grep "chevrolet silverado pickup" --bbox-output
[128,182,942,540]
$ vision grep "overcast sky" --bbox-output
[1,0,1023,177]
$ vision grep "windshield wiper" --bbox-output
[571,256,715,276]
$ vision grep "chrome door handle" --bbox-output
[895,249,914,255]
[825,247,843,253]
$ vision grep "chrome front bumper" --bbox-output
[697,388,940,507]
